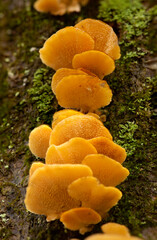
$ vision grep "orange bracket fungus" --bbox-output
[88,137,127,164]
[25,163,93,221]
[28,124,52,158]
[49,115,113,146]
[75,18,121,60]
[82,154,129,186]
[34,0,89,16]
[85,234,142,240]
[40,26,94,70]
[60,207,101,234]
[68,176,122,217]
[83,223,143,240]
[101,222,130,236]
[46,137,97,164]
[72,50,115,79]
[55,74,112,112]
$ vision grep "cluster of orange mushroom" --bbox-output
[34,0,89,15]
[25,19,129,234]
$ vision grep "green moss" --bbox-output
[98,0,157,59]
[115,121,138,156]
[98,0,157,236]
[27,67,59,125]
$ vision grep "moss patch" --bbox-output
[98,0,157,237]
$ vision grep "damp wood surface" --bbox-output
[0,0,157,240]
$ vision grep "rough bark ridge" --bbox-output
[0,0,156,239]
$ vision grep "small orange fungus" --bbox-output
[60,207,101,234]
[85,234,142,240]
[55,75,112,112]
[25,163,93,221]
[34,0,62,15]
[40,27,94,70]
[68,176,122,217]
[88,137,127,164]
[101,223,130,236]
[82,223,143,240]
[75,18,120,60]
[82,154,129,186]
[49,115,113,146]
[72,50,115,79]
[28,124,52,158]
[46,137,97,164]
[34,0,89,16]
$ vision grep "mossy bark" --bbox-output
[0,0,156,239]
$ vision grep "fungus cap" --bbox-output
[40,26,94,70]
[52,109,83,128]
[52,109,100,128]
[55,75,112,112]
[25,163,93,221]
[46,137,97,164]
[75,18,120,60]
[49,115,112,146]
[85,234,142,240]
[88,137,127,164]
[60,207,101,234]
[72,50,115,79]
[82,154,129,186]
[34,0,89,15]
[28,124,52,158]
[34,0,62,15]
[101,223,130,236]
[51,68,88,94]
[29,162,45,178]
[68,176,122,217]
